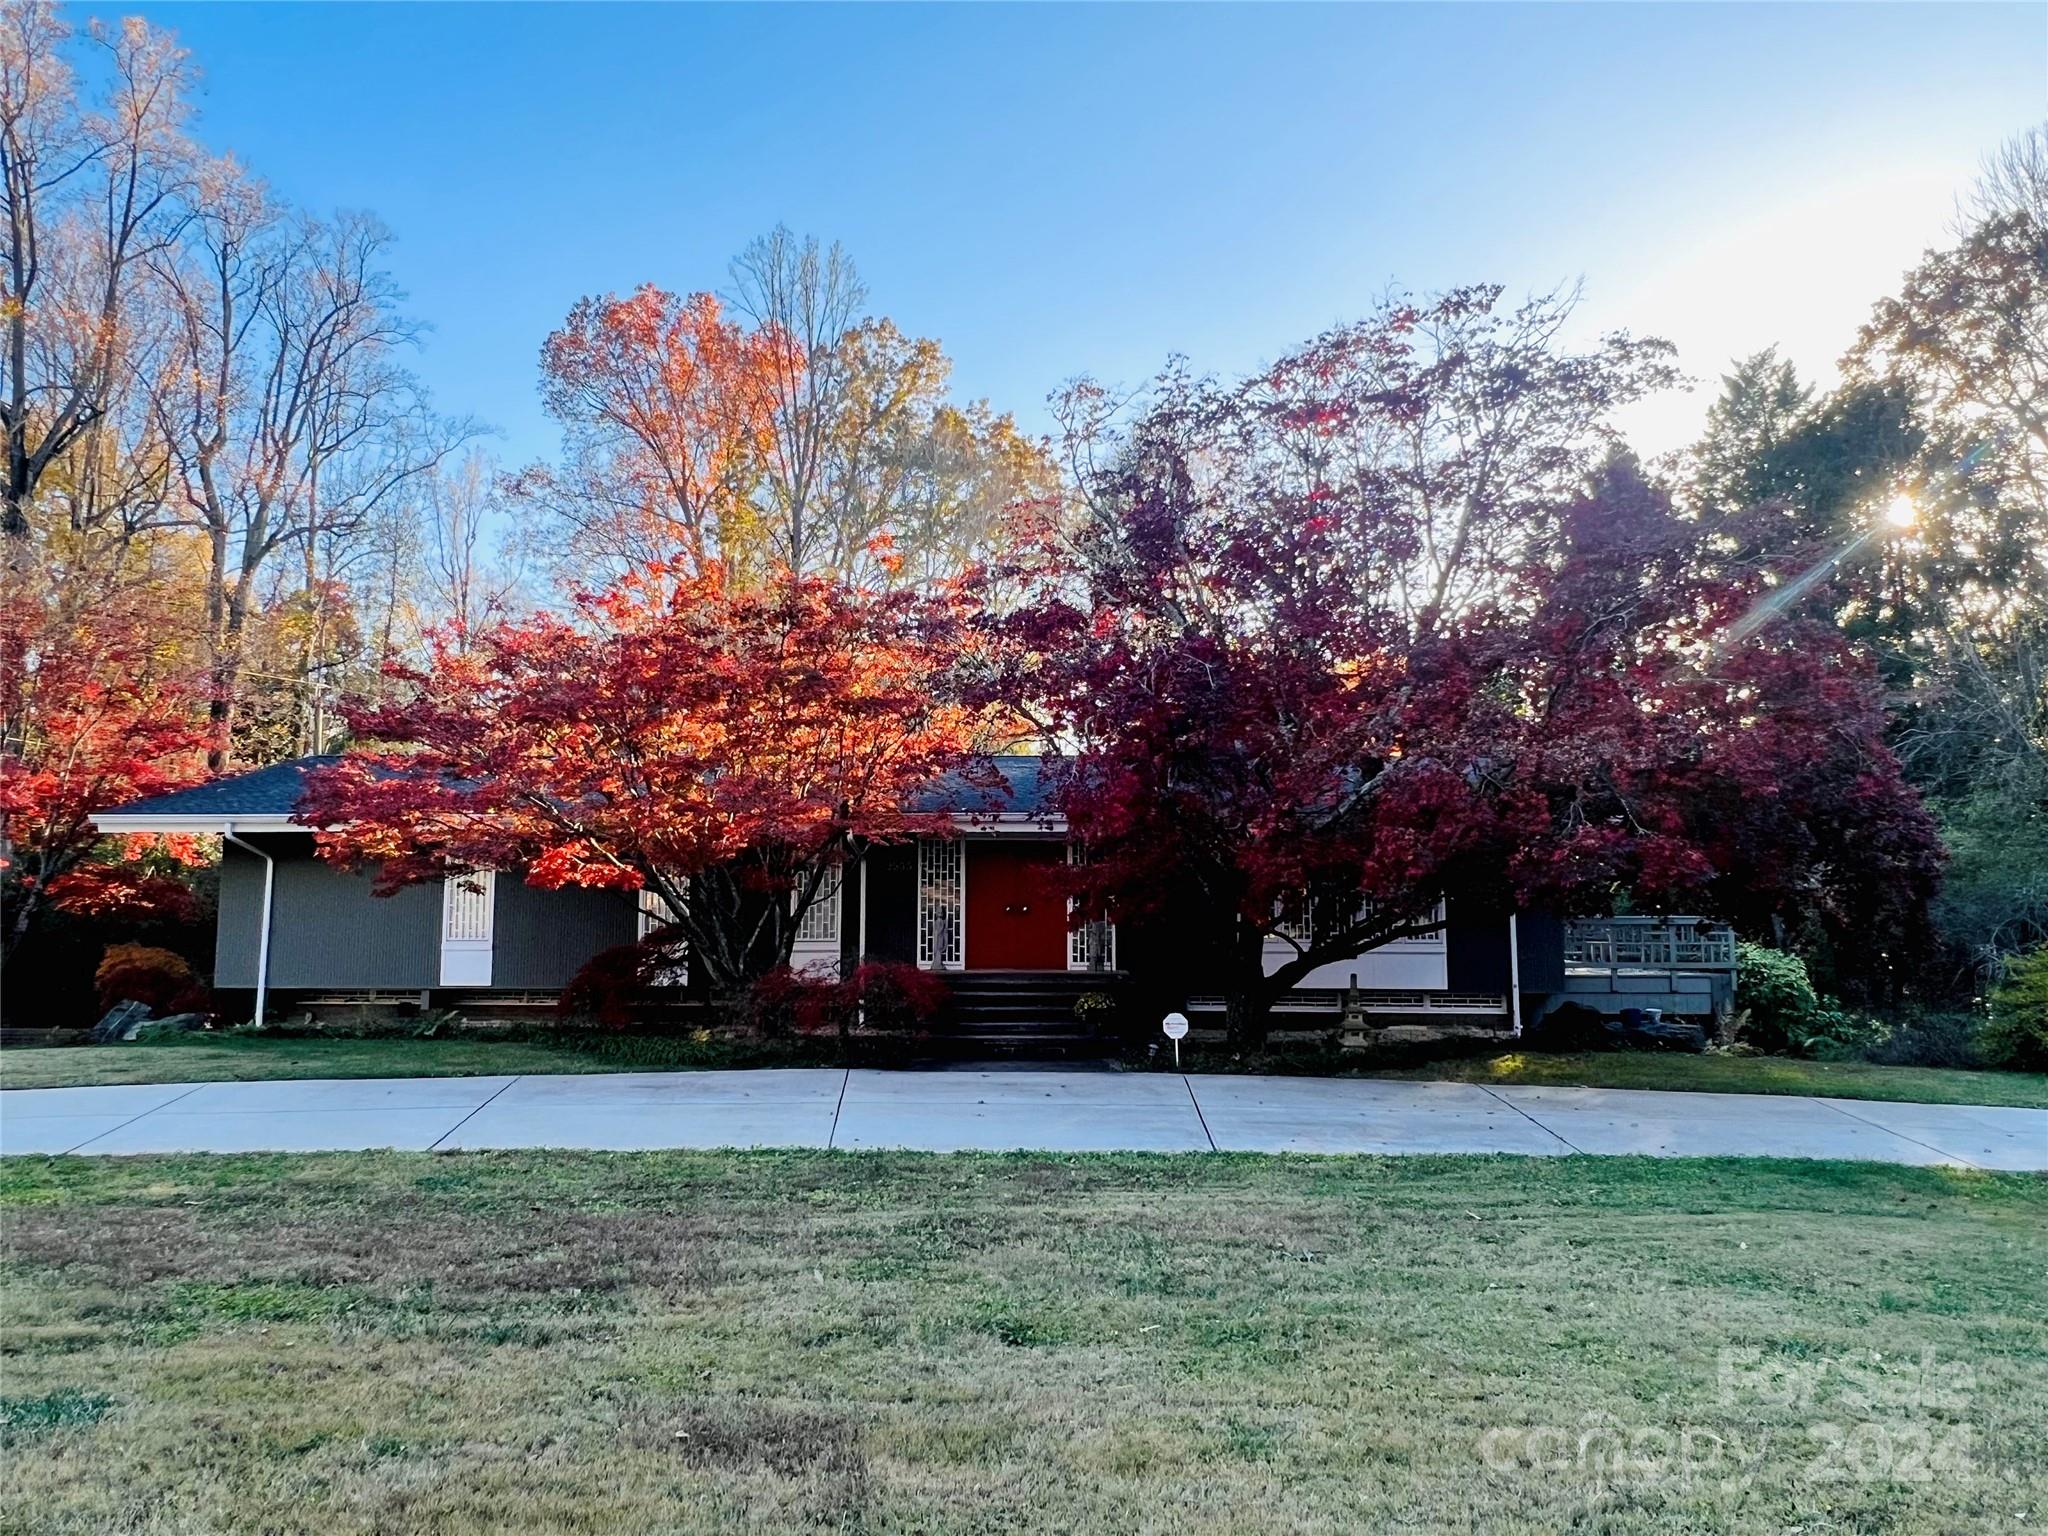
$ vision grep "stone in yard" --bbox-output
[134,1014,209,1040]
[90,1001,155,1043]
[1620,1016,1708,1052]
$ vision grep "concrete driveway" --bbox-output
[4,1067,2043,1167]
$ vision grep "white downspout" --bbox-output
[1507,912,1523,1040]
[854,855,870,1030]
[222,823,275,1028]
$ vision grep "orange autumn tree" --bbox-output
[1,573,211,959]
[300,562,986,997]
[524,286,796,576]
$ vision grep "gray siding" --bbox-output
[217,835,438,990]
[491,879,637,989]
[217,836,638,992]
[1514,911,1567,992]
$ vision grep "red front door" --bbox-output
[965,842,1068,970]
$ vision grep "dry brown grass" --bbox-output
[2,1151,2042,1533]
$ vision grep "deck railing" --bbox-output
[1562,917,1736,971]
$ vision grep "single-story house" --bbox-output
[92,755,1736,1042]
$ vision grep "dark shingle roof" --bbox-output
[911,754,1064,817]
[99,752,1065,821]
[98,756,342,820]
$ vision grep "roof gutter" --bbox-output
[90,813,302,834]
[221,823,275,1028]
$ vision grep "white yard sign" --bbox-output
[1162,1011,1189,1066]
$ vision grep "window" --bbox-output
[1272,906,1313,946]
[795,873,841,945]
[1273,894,1445,948]
[637,887,680,939]
[636,887,688,986]
[442,870,495,942]
[1380,899,1448,948]
[916,839,963,968]
[439,870,495,987]
[1066,843,1115,971]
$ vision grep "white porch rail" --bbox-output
[1563,917,1735,971]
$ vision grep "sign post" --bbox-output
[1162,1011,1189,1068]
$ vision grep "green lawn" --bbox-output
[0,1152,2040,1534]
[1367,1049,2048,1108]
[7,1030,2046,1109]
[0,1031,832,1091]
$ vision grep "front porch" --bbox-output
[1554,916,1738,1021]
[907,834,1116,977]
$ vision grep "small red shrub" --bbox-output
[745,966,851,1038]
[94,943,207,1016]
[851,961,949,1033]
[746,961,950,1042]
[559,937,686,1028]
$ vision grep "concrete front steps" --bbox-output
[935,971,1125,1057]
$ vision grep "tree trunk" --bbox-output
[1221,918,1277,1053]
[4,869,45,962]
[206,562,258,772]
[201,513,233,772]
[1222,990,1273,1054]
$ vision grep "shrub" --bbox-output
[851,961,948,1034]
[1523,1002,1614,1053]
[523,1025,835,1071]
[93,943,206,1016]
[234,1007,466,1041]
[1734,942,1824,1054]
[1073,991,1118,1029]
[559,938,686,1028]
[1980,948,2048,1071]
[1798,1005,1892,1061]
[1733,942,1895,1058]
[132,1015,210,1041]
[744,966,850,1039]
[1862,1009,1981,1069]
[737,961,948,1047]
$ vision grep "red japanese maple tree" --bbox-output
[0,579,211,959]
[301,562,986,997]
[993,293,1940,1045]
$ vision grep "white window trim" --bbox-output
[635,888,689,986]
[637,887,680,939]
[795,871,842,946]
[1066,843,1116,972]
[916,838,964,969]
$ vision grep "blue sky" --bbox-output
[107,2,2047,464]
